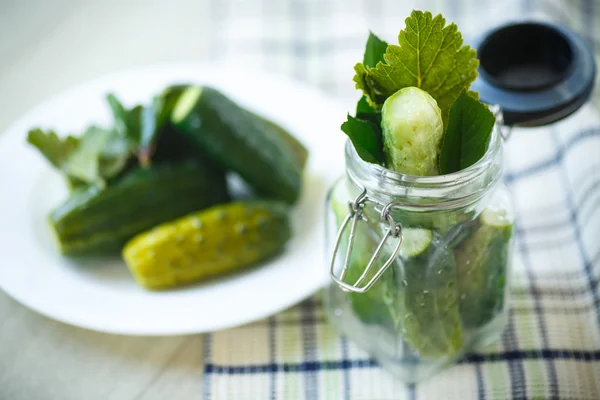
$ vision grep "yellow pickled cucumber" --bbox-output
[123,201,291,290]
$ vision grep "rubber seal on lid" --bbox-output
[471,22,596,127]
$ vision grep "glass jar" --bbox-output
[323,128,514,383]
[323,17,596,382]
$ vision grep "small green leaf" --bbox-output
[98,129,131,178]
[349,33,387,159]
[27,126,131,187]
[353,32,389,109]
[363,32,388,68]
[60,126,107,187]
[341,115,385,164]
[29,88,191,188]
[62,126,131,187]
[439,91,496,174]
[125,105,143,143]
[27,128,79,169]
[356,96,381,125]
[106,94,129,133]
[137,98,162,166]
[140,97,161,148]
[106,93,176,167]
[356,96,374,116]
[107,93,141,148]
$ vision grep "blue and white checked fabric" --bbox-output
[202,0,600,398]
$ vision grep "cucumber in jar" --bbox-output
[379,87,471,233]
[376,87,464,358]
[331,180,464,357]
[382,228,464,359]
[381,87,444,176]
[455,208,514,328]
[326,86,467,358]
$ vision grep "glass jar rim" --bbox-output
[346,126,502,185]
[345,126,503,206]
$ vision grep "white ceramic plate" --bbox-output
[0,64,347,335]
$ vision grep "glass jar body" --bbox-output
[323,137,515,383]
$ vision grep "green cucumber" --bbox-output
[381,87,444,176]
[455,207,513,328]
[49,160,229,255]
[330,180,464,358]
[251,112,309,170]
[123,201,291,290]
[152,85,215,164]
[171,86,307,204]
[382,228,464,359]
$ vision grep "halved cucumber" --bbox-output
[399,228,433,258]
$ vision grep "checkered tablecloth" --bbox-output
[202,0,600,398]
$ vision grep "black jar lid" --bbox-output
[471,21,596,127]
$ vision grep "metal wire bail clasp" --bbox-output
[329,188,403,294]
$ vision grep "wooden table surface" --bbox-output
[0,1,217,398]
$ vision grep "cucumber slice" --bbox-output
[399,228,433,258]
[481,207,513,229]
[381,87,444,176]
